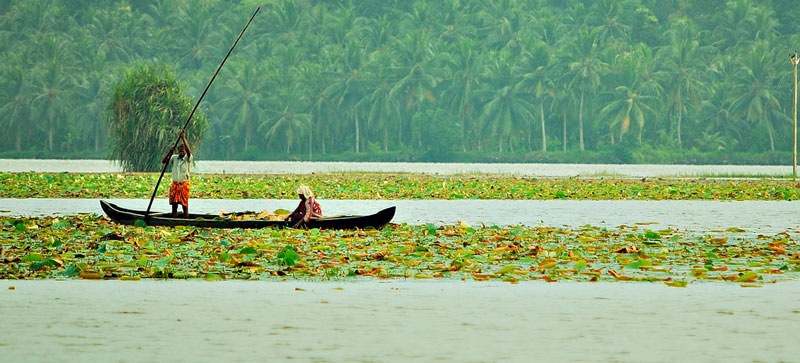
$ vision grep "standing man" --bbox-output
[162,130,193,218]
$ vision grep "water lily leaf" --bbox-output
[575,260,587,271]
[79,271,103,280]
[624,259,651,269]
[60,264,80,277]
[21,253,43,262]
[278,246,300,267]
[29,261,50,270]
[645,231,660,239]
[239,247,258,255]
[52,221,70,229]
[664,280,688,287]
[204,273,223,281]
[13,220,28,232]
[155,255,174,267]
[734,272,759,283]
[134,219,147,227]
[425,223,437,236]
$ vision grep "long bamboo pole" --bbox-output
[794,63,797,178]
[144,7,260,220]
[791,52,799,178]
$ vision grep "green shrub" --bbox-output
[106,64,207,172]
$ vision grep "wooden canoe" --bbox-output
[100,200,395,230]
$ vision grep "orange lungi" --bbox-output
[168,180,190,206]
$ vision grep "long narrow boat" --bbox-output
[100,200,395,230]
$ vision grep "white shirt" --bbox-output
[169,154,192,182]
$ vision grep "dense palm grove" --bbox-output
[1,0,799,162]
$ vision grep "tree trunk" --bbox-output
[579,87,585,151]
[383,124,389,152]
[15,132,21,152]
[638,126,643,145]
[540,101,547,152]
[309,123,313,160]
[95,121,100,152]
[48,127,54,152]
[354,111,360,153]
[460,112,466,152]
[245,119,251,151]
[562,108,567,152]
[676,91,683,147]
[527,120,532,151]
[766,119,775,151]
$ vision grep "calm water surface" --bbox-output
[4,160,799,362]
[1,280,798,362]
[0,159,792,177]
[3,198,800,233]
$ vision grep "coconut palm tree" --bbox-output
[0,63,32,152]
[323,40,369,153]
[30,34,76,152]
[440,38,483,151]
[600,49,660,145]
[658,18,706,147]
[388,30,441,146]
[360,50,400,152]
[216,59,266,152]
[517,39,555,152]
[173,1,223,70]
[261,77,311,154]
[729,41,785,151]
[565,27,607,151]
[479,50,534,152]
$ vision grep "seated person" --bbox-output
[287,185,322,228]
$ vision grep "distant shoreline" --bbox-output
[0,159,792,177]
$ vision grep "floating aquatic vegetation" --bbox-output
[1,214,798,285]
[2,172,800,200]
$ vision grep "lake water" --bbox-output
[3,198,800,233]
[0,158,792,177]
[4,160,799,362]
[1,280,798,362]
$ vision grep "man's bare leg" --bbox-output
[171,203,178,218]
[181,205,189,219]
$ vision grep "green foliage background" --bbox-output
[1,0,800,163]
[106,64,206,172]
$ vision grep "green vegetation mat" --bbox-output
[2,172,800,200]
[2,215,798,285]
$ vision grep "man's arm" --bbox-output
[302,199,313,223]
[180,130,192,158]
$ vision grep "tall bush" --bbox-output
[106,64,207,171]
